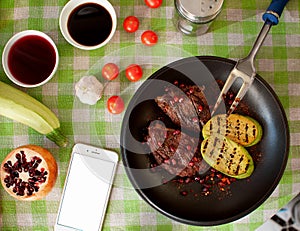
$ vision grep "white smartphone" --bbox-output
[54,143,118,231]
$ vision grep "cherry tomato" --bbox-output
[125,64,143,82]
[107,96,125,114]
[102,63,119,81]
[123,16,139,33]
[141,30,158,46]
[144,0,162,8]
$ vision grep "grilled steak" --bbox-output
[146,121,207,177]
[155,84,211,132]
[181,85,211,125]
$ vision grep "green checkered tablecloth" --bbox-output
[0,0,299,230]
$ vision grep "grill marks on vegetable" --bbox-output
[3,151,48,196]
[203,114,262,147]
[201,135,254,178]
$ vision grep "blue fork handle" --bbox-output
[262,0,289,25]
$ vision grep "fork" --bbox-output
[211,0,289,116]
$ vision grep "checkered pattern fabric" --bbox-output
[0,0,299,230]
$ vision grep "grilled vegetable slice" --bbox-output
[202,114,263,147]
[201,134,254,179]
[0,81,68,147]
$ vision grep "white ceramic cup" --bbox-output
[2,30,59,88]
[59,0,117,50]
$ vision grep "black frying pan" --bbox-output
[120,56,289,226]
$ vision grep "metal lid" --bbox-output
[175,0,224,23]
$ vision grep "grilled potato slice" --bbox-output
[202,114,263,147]
[201,134,254,179]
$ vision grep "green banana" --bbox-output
[0,81,68,147]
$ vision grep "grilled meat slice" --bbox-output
[146,121,207,177]
[155,84,210,132]
[181,85,211,125]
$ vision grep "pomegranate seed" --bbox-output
[178,178,184,184]
[180,191,188,196]
[198,105,203,112]
[170,146,176,152]
[150,163,157,168]
[221,178,227,183]
[173,96,179,102]
[216,174,223,179]
[173,130,180,135]
[218,182,225,187]
[15,153,21,159]
[194,176,200,182]
[185,178,191,183]
[192,117,198,123]
[226,178,231,185]
[203,186,209,191]
[186,145,191,151]
[188,162,194,167]
[171,159,177,165]
[178,97,184,103]
[229,93,234,99]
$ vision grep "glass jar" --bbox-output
[173,0,224,36]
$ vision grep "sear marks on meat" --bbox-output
[181,85,211,125]
[146,121,206,177]
[155,83,211,133]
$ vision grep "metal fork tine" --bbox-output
[227,74,255,115]
[211,69,238,116]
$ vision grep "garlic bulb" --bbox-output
[75,75,104,105]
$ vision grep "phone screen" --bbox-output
[57,152,116,230]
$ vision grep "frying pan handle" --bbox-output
[262,0,289,25]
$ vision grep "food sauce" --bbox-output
[8,35,56,85]
[67,3,113,47]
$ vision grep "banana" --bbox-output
[0,81,68,147]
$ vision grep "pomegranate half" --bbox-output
[0,145,58,201]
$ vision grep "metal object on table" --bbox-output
[173,0,223,36]
[292,198,300,226]
[211,0,289,116]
